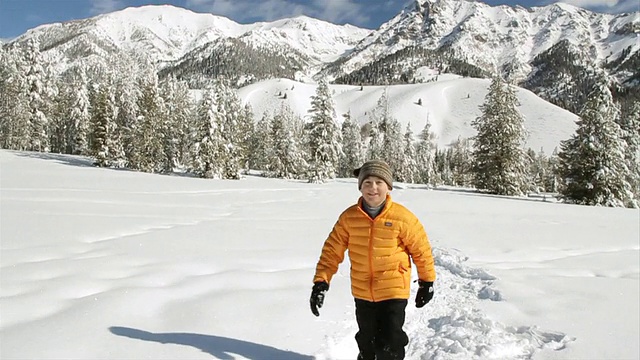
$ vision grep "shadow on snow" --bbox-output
[109,326,314,360]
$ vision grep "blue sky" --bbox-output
[0,0,637,40]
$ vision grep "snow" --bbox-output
[237,77,578,154]
[1,149,638,359]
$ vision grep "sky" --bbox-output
[1,78,638,359]
[0,0,638,41]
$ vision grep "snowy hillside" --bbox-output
[237,75,577,153]
[1,150,638,359]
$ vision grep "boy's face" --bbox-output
[360,176,389,207]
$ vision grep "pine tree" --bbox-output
[134,73,166,173]
[249,113,272,172]
[24,39,50,152]
[269,105,307,178]
[90,84,120,167]
[450,137,473,187]
[306,78,341,182]
[381,115,405,179]
[113,67,141,167]
[415,121,439,186]
[68,66,91,155]
[0,44,30,150]
[191,88,223,178]
[160,75,194,172]
[398,123,418,183]
[213,77,244,179]
[556,81,635,207]
[471,77,528,195]
[49,78,72,153]
[237,103,255,173]
[366,90,389,160]
[339,111,364,177]
[545,147,562,193]
[526,148,552,194]
[618,101,640,204]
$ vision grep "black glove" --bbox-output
[310,281,329,316]
[415,280,434,308]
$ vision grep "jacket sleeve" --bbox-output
[401,214,436,282]
[313,214,349,284]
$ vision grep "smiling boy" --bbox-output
[310,160,436,360]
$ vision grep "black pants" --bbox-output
[354,298,408,360]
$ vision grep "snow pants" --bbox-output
[354,298,409,360]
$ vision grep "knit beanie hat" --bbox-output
[353,160,393,190]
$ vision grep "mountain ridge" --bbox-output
[4,0,638,114]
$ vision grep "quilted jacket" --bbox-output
[313,195,436,302]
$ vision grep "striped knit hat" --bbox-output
[353,160,393,190]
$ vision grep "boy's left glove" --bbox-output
[310,281,329,316]
[415,280,434,308]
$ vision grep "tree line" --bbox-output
[1,39,638,207]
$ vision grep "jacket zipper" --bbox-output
[368,219,375,302]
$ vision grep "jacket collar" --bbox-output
[358,194,393,219]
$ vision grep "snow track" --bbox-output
[316,248,574,360]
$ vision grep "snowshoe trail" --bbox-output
[315,247,574,359]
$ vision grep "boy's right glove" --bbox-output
[310,281,329,316]
[415,280,434,308]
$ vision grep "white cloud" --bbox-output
[184,0,373,25]
[89,0,125,15]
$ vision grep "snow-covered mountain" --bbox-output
[325,0,638,84]
[4,0,638,115]
[10,5,370,78]
[8,0,637,85]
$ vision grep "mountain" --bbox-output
[324,0,638,84]
[9,5,370,82]
[321,0,639,114]
[4,0,638,112]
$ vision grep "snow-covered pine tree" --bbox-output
[306,78,341,183]
[0,44,30,150]
[48,76,72,153]
[160,75,193,172]
[380,115,404,179]
[175,80,195,169]
[398,123,418,184]
[89,84,119,167]
[545,147,561,193]
[213,77,243,179]
[556,80,635,207]
[618,101,640,204]
[339,111,364,178]
[415,121,438,187]
[24,39,50,152]
[134,72,167,173]
[435,147,453,185]
[249,113,272,172]
[191,88,223,178]
[450,137,473,187]
[526,148,550,194]
[236,103,255,173]
[471,77,528,196]
[68,66,91,155]
[269,104,307,179]
[113,65,141,167]
[366,89,389,160]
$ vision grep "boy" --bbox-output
[310,160,436,360]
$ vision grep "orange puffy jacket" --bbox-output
[313,195,436,302]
